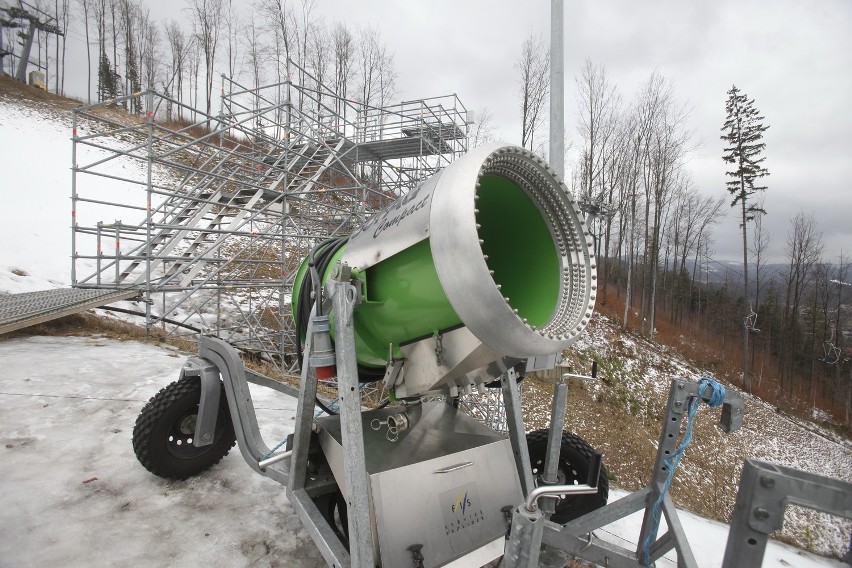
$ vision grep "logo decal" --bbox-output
[439,482,485,537]
[451,490,472,515]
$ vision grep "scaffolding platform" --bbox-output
[0,288,138,335]
[353,135,453,162]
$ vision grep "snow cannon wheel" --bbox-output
[526,429,609,523]
[132,375,236,480]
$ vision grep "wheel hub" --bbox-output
[178,415,197,436]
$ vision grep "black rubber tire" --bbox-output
[133,376,236,480]
[526,429,609,523]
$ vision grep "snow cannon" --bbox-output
[293,143,597,398]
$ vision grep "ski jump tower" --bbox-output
[70,62,470,374]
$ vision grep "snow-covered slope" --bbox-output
[531,314,852,558]
[0,97,75,292]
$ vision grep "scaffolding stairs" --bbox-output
[113,136,347,289]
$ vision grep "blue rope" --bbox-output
[314,395,341,417]
[641,377,725,567]
[260,438,289,461]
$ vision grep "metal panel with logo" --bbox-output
[316,402,523,567]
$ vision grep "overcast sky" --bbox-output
[52,0,852,263]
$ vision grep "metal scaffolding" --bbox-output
[71,61,469,376]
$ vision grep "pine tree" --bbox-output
[125,44,141,114]
[721,85,770,390]
[97,50,117,102]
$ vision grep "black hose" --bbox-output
[294,235,386,384]
[295,236,348,369]
[314,397,338,416]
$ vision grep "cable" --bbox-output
[294,236,347,369]
[294,235,386,384]
[314,397,338,417]
[96,306,202,332]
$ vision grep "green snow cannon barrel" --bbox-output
[293,143,596,394]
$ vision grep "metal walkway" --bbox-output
[0,288,139,335]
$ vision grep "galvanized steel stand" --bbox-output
[285,267,378,567]
[506,378,745,568]
[721,460,852,568]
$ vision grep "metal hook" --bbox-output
[371,417,399,442]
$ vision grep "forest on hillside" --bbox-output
[569,61,851,427]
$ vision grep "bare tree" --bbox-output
[516,33,549,152]
[187,35,201,119]
[354,26,395,109]
[256,0,297,136]
[187,0,224,124]
[331,21,353,115]
[140,15,158,91]
[833,252,852,423]
[745,205,772,373]
[108,0,119,94]
[256,0,296,84]
[575,58,621,200]
[470,107,496,147]
[78,0,93,102]
[749,198,771,315]
[119,0,141,112]
[59,0,70,94]
[164,19,189,118]
[52,0,72,93]
[296,0,315,109]
[781,211,823,390]
[93,0,113,101]
[633,71,693,337]
[307,21,330,114]
[241,14,266,94]
[222,0,239,80]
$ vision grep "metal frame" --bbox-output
[721,459,852,568]
[505,378,745,568]
[70,60,468,376]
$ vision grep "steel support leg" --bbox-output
[540,379,569,516]
[287,307,350,567]
[329,278,377,568]
[504,506,544,568]
[502,368,535,496]
[289,310,321,492]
